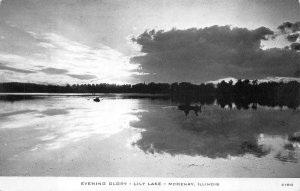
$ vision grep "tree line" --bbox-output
[0,80,299,109]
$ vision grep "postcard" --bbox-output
[0,0,299,190]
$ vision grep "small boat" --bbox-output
[93,97,101,102]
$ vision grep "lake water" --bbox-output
[0,94,299,177]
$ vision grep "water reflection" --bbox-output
[241,141,270,158]
[0,96,142,151]
[41,109,70,116]
[258,134,300,163]
[132,104,300,163]
[175,93,300,110]
[0,95,42,102]
[289,132,300,142]
[1,94,300,171]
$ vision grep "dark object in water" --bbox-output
[93,97,101,102]
[178,104,201,116]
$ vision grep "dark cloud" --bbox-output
[278,21,300,33]
[287,33,300,42]
[0,63,35,73]
[40,67,68,74]
[291,43,300,51]
[131,25,299,83]
[277,21,300,51]
[68,74,97,80]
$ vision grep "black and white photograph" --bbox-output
[0,0,300,189]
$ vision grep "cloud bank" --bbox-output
[131,25,300,82]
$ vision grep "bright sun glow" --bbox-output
[0,31,141,84]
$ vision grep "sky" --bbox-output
[0,0,299,84]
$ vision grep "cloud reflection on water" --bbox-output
[0,97,144,150]
[132,105,300,162]
[1,95,299,164]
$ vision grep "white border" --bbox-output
[0,177,300,191]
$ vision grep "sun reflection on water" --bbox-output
[0,97,145,150]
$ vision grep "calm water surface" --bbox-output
[0,94,299,177]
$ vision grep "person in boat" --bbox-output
[93,97,101,102]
